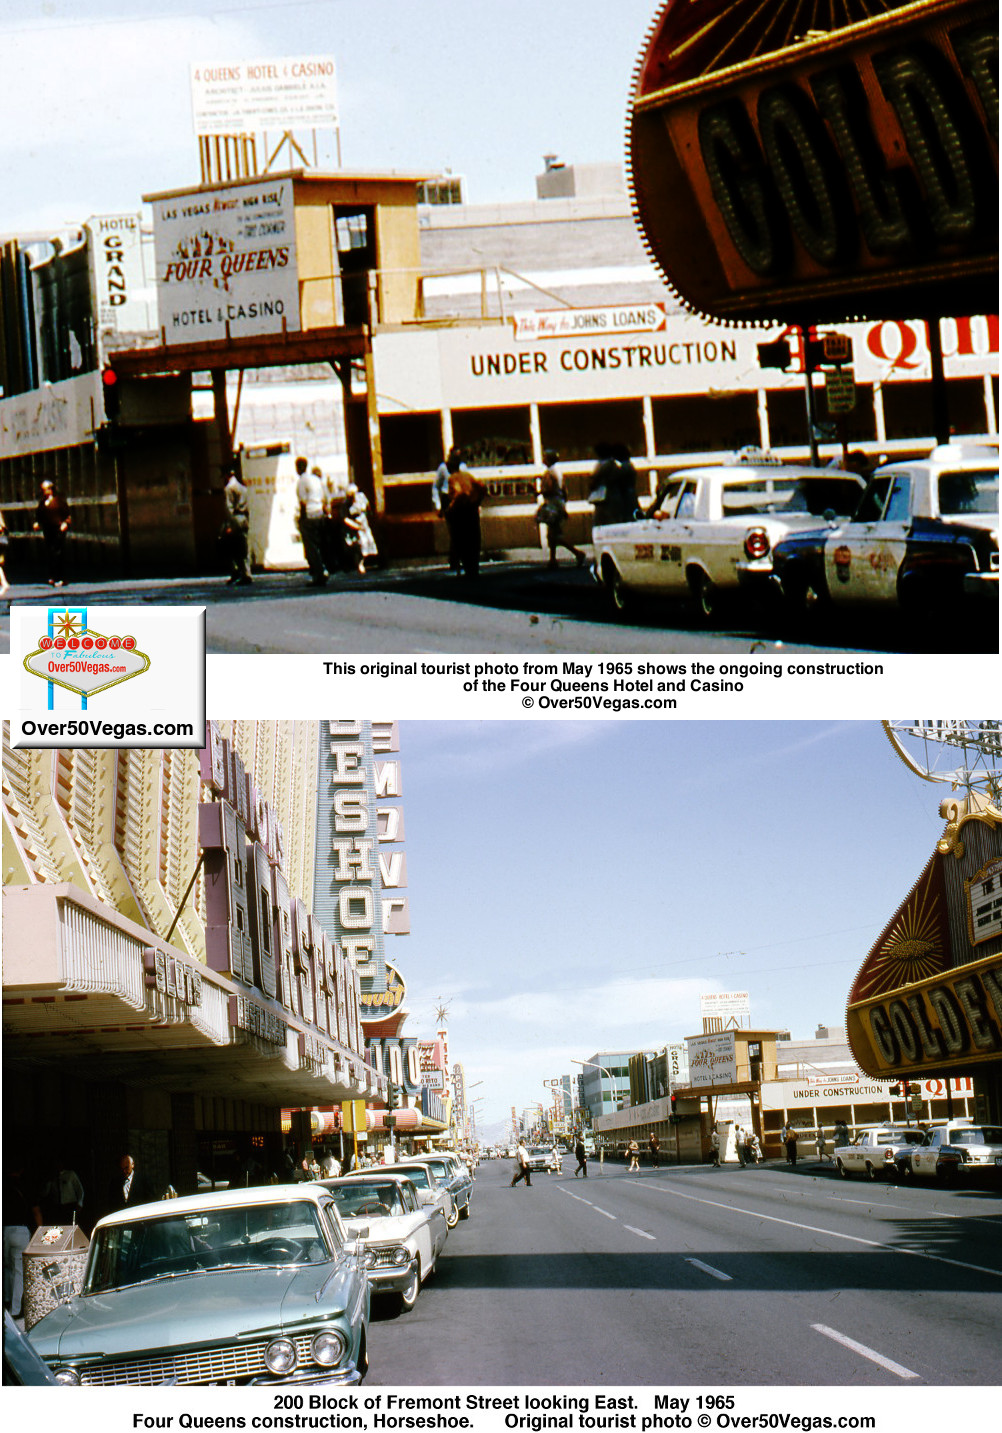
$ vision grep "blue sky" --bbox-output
[3,0,656,232]
[390,721,957,1139]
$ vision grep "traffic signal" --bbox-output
[386,1080,397,1112]
[889,1083,901,1096]
[102,367,121,422]
[757,339,792,370]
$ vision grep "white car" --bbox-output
[907,1123,1002,1181]
[322,1173,447,1313]
[768,443,999,620]
[592,454,864,621]
[344,1161,457,1229]
[833,1126,927,1180]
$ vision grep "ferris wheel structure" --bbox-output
[882,720,1002,811]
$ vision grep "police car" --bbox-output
[591,451,865,622]
[766,444,998,623]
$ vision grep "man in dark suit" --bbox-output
[107,1154,156,1214]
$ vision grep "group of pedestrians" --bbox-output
[0,439,643,598]
[433,448,488,578]
[431,440,641,578]
[294,455,377,587]
[708,1125,761,1166]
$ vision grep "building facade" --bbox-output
[3,163,997,576]
[1,719,404,1214]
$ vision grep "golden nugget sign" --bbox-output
[359,963,407,1025]
[847,952,1002,1073]
[629,0,998,322]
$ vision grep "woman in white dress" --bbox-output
[345,485,378,575]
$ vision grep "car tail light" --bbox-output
[744,527,770,560]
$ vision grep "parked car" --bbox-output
[342,1162,456,1229]
[3,1310,60,1386]
[905,1123,1002,1181]
[399,1153,473,1221]
[761,444,999,624]
[321,1174,447,1313]
[591,452,864,621]
[833,1126,927,1180]
[27,1185,370,1387]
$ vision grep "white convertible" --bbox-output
[322,1173,448,1313]
[591,453,864,622]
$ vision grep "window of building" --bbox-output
[379,412,443,478]
[450,406,532,466]
[882,379,988,440]
[765,386,877,449]
[539,399,645,463]
[417,178,465,206]
[652,392,759,454]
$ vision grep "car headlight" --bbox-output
[391,1245,409,1266]
[312,1330,347,1367]
[264,1338,298,1376]
[362,1247,376,1268]
[53,1367,81,1386]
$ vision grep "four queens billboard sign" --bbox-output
[191,56,338,135]
[147,177,300,345]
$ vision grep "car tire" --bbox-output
[690,569,721,624]
[397,1263,420,1313]
[784,566,829,628]
[604,561,631,617]
[836,1159,849,1179]
[865,1161,878,1181]
[459,1200,471,1220]
[446,1206,459,1229]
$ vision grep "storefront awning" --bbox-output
[3,883,370,1107]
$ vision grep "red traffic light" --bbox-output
[102,367,121,421]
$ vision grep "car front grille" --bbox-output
[78,1334,318,1387]
[368,1246,407,1269]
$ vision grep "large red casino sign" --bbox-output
[629,0,998,322]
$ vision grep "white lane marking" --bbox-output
[822,1195,973,1222]
[646,1184,1002,1280]
[685,1257,732,1282]
[558,1189,593,1206]
[811,1324,919,1380]
[593,1206,617,1220]
[624,1225,656,1241]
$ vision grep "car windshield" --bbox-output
[937,468,998,515]
[529,1147,549,1157]
[385,1166,433,1190]
[85,1200,331,1292]
[721,476,861,518]
[951,1126,1002,1145]
[328,1182,407,1218]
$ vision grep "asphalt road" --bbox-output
[0,558,941,655]
[363,1157,1002,1387]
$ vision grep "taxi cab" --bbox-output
[591,451,864,622]
[766,443,998,622]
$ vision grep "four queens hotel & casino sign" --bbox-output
[628,0,997,322]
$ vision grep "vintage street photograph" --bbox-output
[0,1,997,655]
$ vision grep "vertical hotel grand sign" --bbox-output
[314,721,409,995]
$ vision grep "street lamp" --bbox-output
[571,1058,618,1160]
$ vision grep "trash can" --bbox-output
[22,1223,90,1331]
